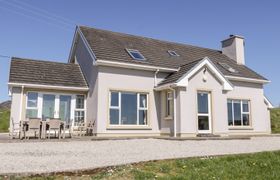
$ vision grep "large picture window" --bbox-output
[26,92,38,118]
[109,91,148,125]
[227,99,250,126]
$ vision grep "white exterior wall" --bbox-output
[9,87,22,132]
[177,67,270,137]
[96,66,168,136]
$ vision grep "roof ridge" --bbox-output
[11,57,78,66]
[78,25,221,53]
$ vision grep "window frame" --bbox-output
[126,49,146,61]
[74,94,86,125]
[26,92,39,118]
[166,91,173,117]
[227,99,251,127]
[167,50,180,57]
[109,91,149,127]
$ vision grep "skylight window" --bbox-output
[218,62,239,73]
[168,50,180,57]
[126,49,146,61]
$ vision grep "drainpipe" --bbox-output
[170,87,177,137]
[154,69,159,87]
[19,85,24,126]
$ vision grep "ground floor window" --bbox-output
[166,91,173,117]
[227,99,250,126]
[109,91,148,125]
[26,92,38,118]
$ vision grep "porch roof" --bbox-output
[9,57,88,89]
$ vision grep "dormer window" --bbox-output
[126,49,146,61]
[168,50,180,57]
[218,62,239,74]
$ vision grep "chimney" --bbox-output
[221,35,245,65]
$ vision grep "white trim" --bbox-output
[8,82,88,91]
[225,75,270,84]
[19,86,24,121]
[172,89,177,137]
[96,59,178,72]
[176,57,234,91]
[264,95,274,108]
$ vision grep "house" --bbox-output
[8,26,273,137]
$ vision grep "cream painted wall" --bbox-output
[177,67,270,136]
[9,87,22,131]
[97,66,168,135]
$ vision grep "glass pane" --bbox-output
[139,110,147,125]
[130,51,144,60]
[42,94,55,120]
[242,101,249,112]
[110,109,119,125]
[59,95,71,122]
[27,92,38,107]
[243,114,250,126]
[121,93,137,125]
[111,92,119,107]
[197,93,208,114]
[233,101,241,125]
[26,109,38,118]
[198,116,209,130]
[76,95,84,109]
[139,94,147,108]
[227,101,233,126]
[75,111,84,125]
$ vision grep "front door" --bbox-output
[197,91,212,134]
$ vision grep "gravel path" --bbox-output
[0,137,280,175]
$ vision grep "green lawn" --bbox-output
[271,108,280,133]
[0,109,9,133]
[4,151,280,180]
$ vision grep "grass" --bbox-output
[0,109,9,133]
[271,108,280,133]
[2,151,280,180]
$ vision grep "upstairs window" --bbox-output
[126,49,146,61]
[218,62,239,74]
[168,50,180,57]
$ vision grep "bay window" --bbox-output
[109,91,148,125]
[227,99,250,126]
[26,92,38,118]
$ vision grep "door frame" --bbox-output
[197,91,212,134]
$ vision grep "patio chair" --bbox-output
[48,119,62,139]
[26,118,41,139]
[10,118,22,139]
[77,120,95,136]
[64,119,73,138]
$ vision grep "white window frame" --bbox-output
[167,50,180,57]
[26,92,39,118]
[109,91,148,126]
[74,95,86,126]
[227,99,250,127]
[197,91,212,134]
[126,49,146,61]
[166,91,173,117]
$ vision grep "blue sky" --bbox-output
[0,0,279,105]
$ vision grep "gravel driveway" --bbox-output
[1,137,280,175]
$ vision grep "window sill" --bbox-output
[164,116,173,120]
[107,125,152,130]
[228,126,253,130]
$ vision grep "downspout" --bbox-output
[154,69,159,87]
[170,87,177,137]
[19,85,24,126]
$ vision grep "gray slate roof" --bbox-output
[79,26,267,81]
[9,57,88,88]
